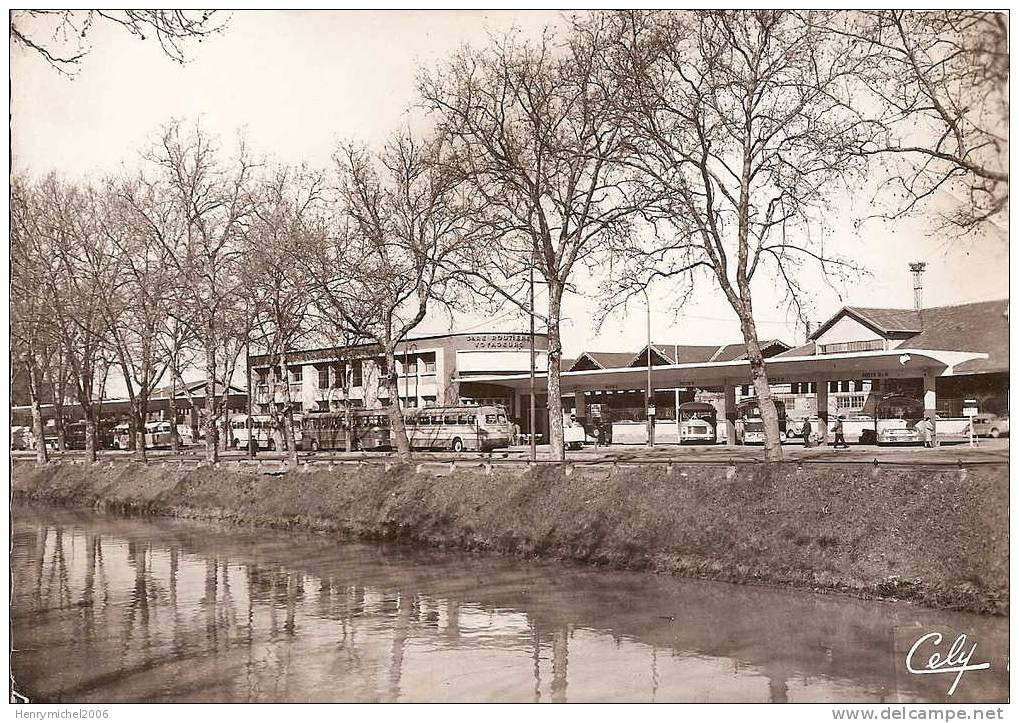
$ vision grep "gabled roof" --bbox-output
[902,300,1008,374]
[709,339,791,362]
[152,378,247,398]
[774,341,817,358]
[627,340,791,368]
[568,351,638,372]
[560,357,577,372]
[811,306,922,340]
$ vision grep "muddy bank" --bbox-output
[11,460,1008,615]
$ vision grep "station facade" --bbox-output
[460,298,1007,444]
[248,331,550,418]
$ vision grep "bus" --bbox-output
[735,398,787,445]
[678,402,717,444]
[405,405,511,452]
[301,409,390,452]
[230,414,304,451]
[864,395,925,446]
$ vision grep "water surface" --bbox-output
[11,506,1008,703]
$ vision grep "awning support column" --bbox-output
[724,383,737,446]
[923,372,937,437]
[816,379,829,444]
[574,390,586,419]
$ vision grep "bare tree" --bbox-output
[11,177,55,463]
[601,10,877,461]
[11,10,225,75]
[99,178,179,461]
[138,121,258,463]
[244,165,326,465]
[26,175,118,463]
[419,22,638,460]
[302,132,471,462]
[832,11,1008,233]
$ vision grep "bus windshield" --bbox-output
[875,396,923,420]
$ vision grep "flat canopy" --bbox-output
[456,348,988,393]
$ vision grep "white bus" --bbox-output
[404,405,512,452]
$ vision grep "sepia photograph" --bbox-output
[7,7,1010,715]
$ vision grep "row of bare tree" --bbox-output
[12,11,1007,464]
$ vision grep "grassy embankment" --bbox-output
[11,460,1008,614]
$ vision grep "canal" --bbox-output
[11,506,1008,703]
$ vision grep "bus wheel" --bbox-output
[990,428,1001,438]
[451,437,464,453]
[311,439,320,452]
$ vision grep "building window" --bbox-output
[331,363,345,388]
[818,339,884,355]
[352,360,363,387]
[289,366,303,384]
[835,395,866,412]
[317,365,329,389]
[421,353,436,374]
[741,385,750,396]
[256,368,268,385]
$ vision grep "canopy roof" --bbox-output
[457,348,988,393]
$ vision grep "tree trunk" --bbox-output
[84,414,97,464]
[133,407,147,462]
[737,306,783,462]
[546,293,565,461]
[169,371,180,453]
[204,345,219,463]
[382,347,412,462]
[27,363,48,465]
[276,355,300,466]
[53,395,66,452]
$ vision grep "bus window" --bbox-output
[485,414,497,424]
[445,415,458,425]
[418,416,430,426]
[498,414,507,423]
[458,414,470,425]
[467,414,476,424]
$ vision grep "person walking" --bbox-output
[800,417,813,448]
[832,415,849,449]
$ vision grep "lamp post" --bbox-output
[529,264,537,461]
[641,286,654,448]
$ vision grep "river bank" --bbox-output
[11,460,1008,615]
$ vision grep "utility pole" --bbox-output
[643,287,654,448]
[529,264,537,461]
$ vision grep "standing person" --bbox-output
[800,417,813,448]
[921,416,936,448]
[832,416,848,449]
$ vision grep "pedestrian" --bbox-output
[511,421,520,446]
[800,417,812,448]
[921,417,936,448]
[832,415,848,449]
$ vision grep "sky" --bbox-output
[11,9,1009,373]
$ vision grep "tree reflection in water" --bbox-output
[10,508,1010,704]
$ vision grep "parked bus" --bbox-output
[862,394,925,446]
[405,405,511,452]
[229,414,276,450]
[678,402,718,444]
[301,409,390,452]
[735,397,787,445]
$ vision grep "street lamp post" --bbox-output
[529,264,537,461]
[641,286,654,448]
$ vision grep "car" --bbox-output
[971,414,1009,438]
[564,416,586,450]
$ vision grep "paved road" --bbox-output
[12,437,1008,468]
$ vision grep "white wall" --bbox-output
[814,316,885,347]
[456,349,549,374]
